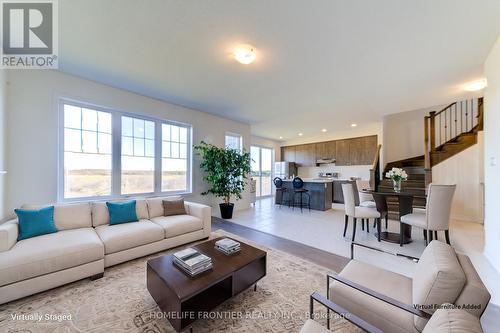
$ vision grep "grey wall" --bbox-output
[484,36,500,274]
[250,135,281,162]
[382,105,443,164]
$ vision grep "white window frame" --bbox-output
[250,144,275,198]
[225,132,242,151]
[57,98,192,202]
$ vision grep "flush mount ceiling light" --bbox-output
[350,123,358,127]
[321,128,327,132]
[234,44,256,64]
[463,79,487,92]
[298,133,303,136]
[279,136,283,139]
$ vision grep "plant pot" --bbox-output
[219,203,235,219]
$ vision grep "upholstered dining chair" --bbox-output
[355,179,377,232]
[356,179,376,208]
[342,183,380,242]
[400,184,456,245]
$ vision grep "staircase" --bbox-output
[381,97,483,219]
[424,97,483,184]
[381,156,427,219]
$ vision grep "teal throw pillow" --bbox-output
[106,200,138,225]
[14,206,58,241]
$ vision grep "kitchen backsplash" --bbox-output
[298,164,371,180]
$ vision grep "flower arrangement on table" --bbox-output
[385,167,408,192]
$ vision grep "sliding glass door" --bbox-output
[251,146,273,198]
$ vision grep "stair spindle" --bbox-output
[442,110,448,143]
[460,102,463,134]
[465,100,468,132]
[439,114,441,148]
[449,107,452,141]
[454,104,457,138]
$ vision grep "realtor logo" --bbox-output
[1,0,58,68]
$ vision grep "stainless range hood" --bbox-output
[316,158,336,164]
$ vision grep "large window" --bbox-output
[162,124,189,192]
[121,116,155,194]
[63,105,112,198]
[60,100,191,200]
[225,133,242,151]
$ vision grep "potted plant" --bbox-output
[385,167,408,192]
[194,141,251,219]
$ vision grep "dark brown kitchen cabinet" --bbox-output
[337,136,377,165]
[294,144,315,166]
[315,142,327,160]
[294,145,305,165]
[315,141,336,161]
[361,136,378,165]
[347,136,378,165]
[281,135,377,166]
[335,140,351,166]
[349,137,364,165]
[282,146,295,162]
[304,144,316,166]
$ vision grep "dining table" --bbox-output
[362,189,427,245]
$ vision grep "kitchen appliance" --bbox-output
[318,172,340,179]
[274,162,297,179]
[316,158,336,165]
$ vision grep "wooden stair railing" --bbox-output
[369,144,382,191]
[424,97,483,185]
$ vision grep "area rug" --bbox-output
[0,230,359,333]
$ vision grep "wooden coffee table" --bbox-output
[147,237,267,332]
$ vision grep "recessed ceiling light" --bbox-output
[350,123,357,127]
[279,136,283,139]
[298,133,303,136]
[234,44,256,64]
[321,129,327,132]
[463,79,487,92]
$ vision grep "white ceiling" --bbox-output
[58,0,500,142]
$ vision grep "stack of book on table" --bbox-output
[215,238,241,255]
[172,248,212,276]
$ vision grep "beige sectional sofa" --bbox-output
[0,197,211,304]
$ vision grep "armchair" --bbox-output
[301,292,483,333]
[299,291,383,333]
[326,241,490,333]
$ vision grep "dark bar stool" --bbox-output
[273,177,290,208]
[292,177,310,212]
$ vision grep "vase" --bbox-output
[393,179,402,192]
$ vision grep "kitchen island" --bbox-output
[275,178,333,211]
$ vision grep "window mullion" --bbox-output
[154,121,162,194]
[112,114,122,196]
[187,125,192,193]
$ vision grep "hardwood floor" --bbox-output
[212,216,350,273]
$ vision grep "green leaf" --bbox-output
[193,141,252,204]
